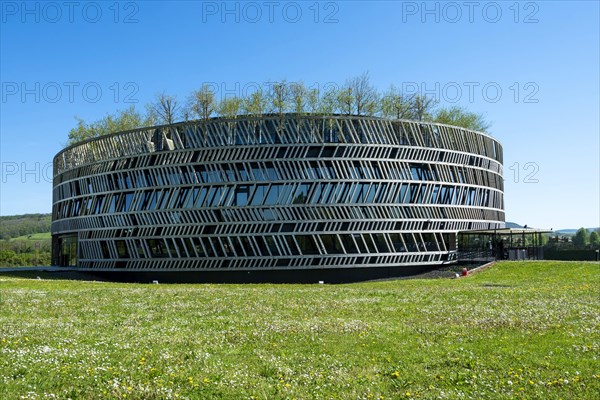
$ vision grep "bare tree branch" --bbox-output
[149,92,180,125]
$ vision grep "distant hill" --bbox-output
[0,213,51,241]
[554,228,600,236]
[506,222,599,235]
[505,222,542,229]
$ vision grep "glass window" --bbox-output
[285,236,300,255]
[223,164,236,182]
[362,234,377,253]
[365,185,377,204]
[182,238,196,257]
[265,236,280,256]
[207,168,221,183]
[373,183,387,203]
[438,186,447,204]
[276,184,294,205]
[264,185,281,206]
[321,234,343,254]
[203,187,217,207]
[431,186,439,204]
[157,190,171,210]
[307,146,320,157]
[234,185,249,207]
[229,237,245,257]
[59,235,78,266]
[410,164,420,180]
[239,236,255,257]
[389,233,405,252]
[100,241,110,258]
[292,184,309,204]
[250,162,264,181]
[309,184,322,204]
[357,183,369,203]
[254,236,270,256]
[250,184,268,206]
[416,185,427,204]
[318,184,332,204]
[265,162,278,180]
[422,233,438,251]
[108,196,116,213]
[202,238,216,257]
[236,163,248,181]
[192,187,206,208]
[166,239,180,257]
[373,233,390,253]
[296,235,320,255]
[339,234,358,254]
[115,240,130,258]
[123,192,134,212]
[352,234,368,253]
[402,234,419,252]
[191,238,206,257]
[457,168,465,183]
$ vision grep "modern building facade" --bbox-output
[52,114,504,282]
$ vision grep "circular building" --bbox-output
[51,114,504,282]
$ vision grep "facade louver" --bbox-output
[52,114,504,282]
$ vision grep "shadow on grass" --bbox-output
[0,263,490,284]
[0,270,109,282]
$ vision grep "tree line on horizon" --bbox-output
[0,214,51,241]
[0,214,52,267]
[570,227,600,249]
[67,73,491,145]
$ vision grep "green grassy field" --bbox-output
[0,261,598,399]
[8,232,51,242]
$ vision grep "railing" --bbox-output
[54,114,503,176]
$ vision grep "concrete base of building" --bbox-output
[57,264,446,284]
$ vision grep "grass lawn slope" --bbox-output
[8,233,51,242]
[0,261,598,399]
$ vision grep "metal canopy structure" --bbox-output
[458,228,552,263]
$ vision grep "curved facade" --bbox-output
[52,114,504,281]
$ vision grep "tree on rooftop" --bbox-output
[336,86,353,115]
[189,84,217,121]
[65,75,497,146]
[242,90,268,116]
[289,82,308,142]
[434,106,491,132]
[67,106,150,145]
[242,90,269,142]
[147,92,180,125]
[218,96,242,144]
[269,80,290,116]
[381,85,414,120]
[269,80,291,142]
[347,72,379,116]
[320,86,339,141]
[305,87,320,114]
[411,94,438,121]
[289,82,307,114]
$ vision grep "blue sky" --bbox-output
[0,0,598,229]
